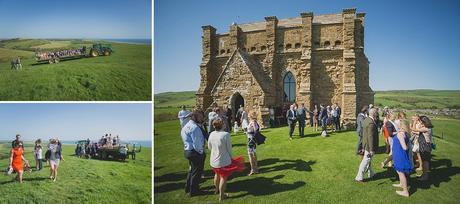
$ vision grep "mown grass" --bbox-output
[0,39,151,101]
[154,119,460,203]
[0,142,152,204]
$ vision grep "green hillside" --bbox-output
[0,39,151,101]
[0,142,151,203]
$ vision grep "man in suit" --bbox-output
[296,103,307,137]
[356,106,368,156]
[335,103,342,131]
[319,104,328,136]
[286,104,297,140]
[355,108,379,182]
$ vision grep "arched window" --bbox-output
[261,46,267,51]
[251,47,256,52]
[324,41,331,48]
[226,49,231,53]
[294,43,301,48]
[334,40,341,47]
[283,72,296,102]
[220,49,225,55]
[286,44,292,49]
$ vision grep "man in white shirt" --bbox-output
[178,105,191,129]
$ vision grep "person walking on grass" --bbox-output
[208,118,245,201]
[286,104,297,140]
[34,139,43,171]
[391,119,413,197]
[47,138,63,182]
[181,110,206,197]
[240,107,249,133]
[178,105,191,130]
[296,103,307,137]
[356,106,368,156]
[9,142,28,183]
[355,108,378,182]
[412,116,434,181]
[247,111,260,176]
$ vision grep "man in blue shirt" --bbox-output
[181,109,206,197]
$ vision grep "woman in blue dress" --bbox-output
[392,119,413,197]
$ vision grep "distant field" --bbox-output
[375,90,460,110]
[0,39,151,101]
[0,142,151,203]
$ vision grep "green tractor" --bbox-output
[89,43,113,57]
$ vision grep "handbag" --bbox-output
[418,133,431,153]
[254,131,266,145]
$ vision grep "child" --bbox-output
[233,121,239,134]
[34,139,43,171]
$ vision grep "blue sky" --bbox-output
[0,0,151,39]
[154,0,460,93]
[0,103,152,141]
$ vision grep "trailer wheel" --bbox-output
[54,58,60,63]
[91,50,98,57]
[49,59,54,64]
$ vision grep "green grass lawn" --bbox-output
[375,90,460,110]
[0,39,151,101]
[154,119,460,203]
[0,142,152,204]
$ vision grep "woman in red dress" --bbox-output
[9,142,29,183]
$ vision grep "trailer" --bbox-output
[35,47,87,64]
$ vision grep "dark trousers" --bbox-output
[288,122,296,138]
[309,116,314,127]
[356,134,363,154]
[333,117,341,131]
[298,121,305,136]
[37,159,43,170]
[184,150,204,196]
[321,118,327,131]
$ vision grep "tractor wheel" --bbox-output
[104,51,110,56]
[91,50,98,57]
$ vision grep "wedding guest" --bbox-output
[392,120,413,197]
[208,107,220,134]
[355,108,378,182]
[412,116,433,181]
[9,142,28,183]
[208,118,245,201]
[296,103,307,137]
[356,106,368,156]
[181,110,206,197]
[34,139,43,171]
[313,105,319,131]
[247,111,260,175]
[381,111,397,168]
[47,138,63,182]
[240,107,249,133]
[286,105,297,140]
[178,105,191,129]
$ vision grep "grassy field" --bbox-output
[0,142,152,204]
[154,118,460,203]
[154,90,460,202]
[0,39,151,101]
[375,90,460,110]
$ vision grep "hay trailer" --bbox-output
[35,47,87,64]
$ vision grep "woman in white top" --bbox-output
[208,118,244,201]
[247,111,260,176]
[240,108,249,133]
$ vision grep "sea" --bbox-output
[102,39,151,45]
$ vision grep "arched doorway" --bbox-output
[231,92,244,123]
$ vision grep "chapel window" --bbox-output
[283,72,296,102]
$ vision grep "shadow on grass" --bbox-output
[257,158,316,173]
[232,143,246,147]
[227,175,306,197]
[409,155,459,195]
